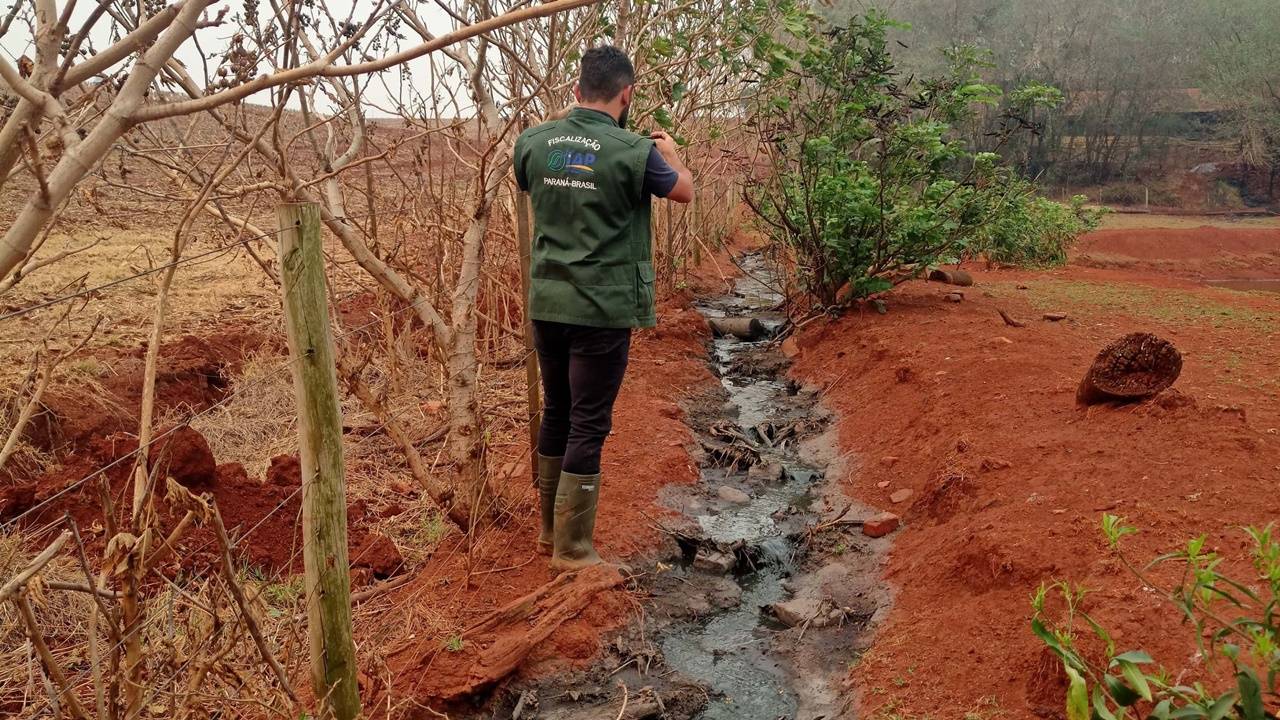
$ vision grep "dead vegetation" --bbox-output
[0,0,777,716]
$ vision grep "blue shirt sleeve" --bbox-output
[643,145,679,198]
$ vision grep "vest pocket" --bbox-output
[635,260,656,312]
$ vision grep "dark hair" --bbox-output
[578,46,635,102]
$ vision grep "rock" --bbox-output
[693,548,735,573]
[943,292,964,303]
[157,426,217,487]
[1043,312,1068,321]
[780,336,801,359]
[716,485,751,505]
[707,576,744,609]
[770,595,831,628]
[748,462,784,483]
[870,298,888,315]
[979,457,1012,472]
[880,456,899,467]
[862,512,900,538]
[876,480,891,489]
[890,488,913,504]
[993,336,1014,345]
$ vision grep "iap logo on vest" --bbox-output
[547,148,596,176]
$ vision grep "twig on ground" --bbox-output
[998,308,1026,328]
[211,505,299,702]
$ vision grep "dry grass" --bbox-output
[1098,212,1280,231]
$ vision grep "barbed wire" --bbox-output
[0,207,413,325]
[1,268,461,532]
[0,227,287,324]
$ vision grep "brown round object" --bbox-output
[1077,332,1183,405]
[928,268,974,286]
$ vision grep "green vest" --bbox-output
[514,108,656,329]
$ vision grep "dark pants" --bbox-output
[533,320,631,475]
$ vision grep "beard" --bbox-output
[618,103,630,129]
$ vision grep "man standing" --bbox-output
[513,46,694,572]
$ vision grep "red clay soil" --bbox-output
[365,295,714,709]
[1075,225,1280,278]
[788,263,1280,717]
[13,330,273,464]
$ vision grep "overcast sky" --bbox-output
[0,1,479,118]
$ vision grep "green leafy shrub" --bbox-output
[1033,515,1279,719]
[974,190,1104,267]
[745,8,1095,304]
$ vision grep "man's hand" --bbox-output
[649,131,694,203]
[650,130,680,161]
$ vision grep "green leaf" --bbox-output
[671,81,688,103]
[1206,692,1238,720]
[1236,668,1264,720]
[1111,651,1154,666]
[1118,661,1153,702]
[1066,666,1089,720]
[1091,686,1119,720]
[1103,674,1141,707]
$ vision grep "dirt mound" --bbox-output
[1074,225,1280,277]
[789,267,1280,718]
[23,330,274,456]
[156,426,218,486]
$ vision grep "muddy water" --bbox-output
[656,253,843,719]
[496,253,884,720]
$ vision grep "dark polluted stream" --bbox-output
[491,252,888,720]
[657,254,823,720]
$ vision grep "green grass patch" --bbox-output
[999,280,1279,333]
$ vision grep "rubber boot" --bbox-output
[549,470,602,572]
[536,455,563,556]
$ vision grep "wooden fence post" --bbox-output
[277,202,361,720]
[515,192,541,480]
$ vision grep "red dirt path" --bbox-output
[789,239,1280,716]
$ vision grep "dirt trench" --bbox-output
[473,253,893,720]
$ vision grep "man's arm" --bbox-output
[649,131,694,204]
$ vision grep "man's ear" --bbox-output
[621,85,634,106]
[573,82,583,102]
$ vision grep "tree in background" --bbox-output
[1197,0,1280,194]
[746,7,1098,306]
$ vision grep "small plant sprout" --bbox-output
[1033,519,1279,720]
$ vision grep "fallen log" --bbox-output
[1077,332,1182,405]
[928,268,974,287]
[708,316,767,340]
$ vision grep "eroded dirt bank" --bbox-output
[787,253,1280,717]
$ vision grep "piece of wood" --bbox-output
[1077,332,1183,405]
[515,192,541,482]
[14,591,91,720]
[278,202,361,720]
[0,530,69,602]
[212,505,298,702]
[708,317,766,340]
[997,309,1026,328]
